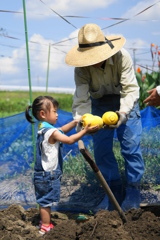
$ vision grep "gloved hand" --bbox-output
[109,111,127,129]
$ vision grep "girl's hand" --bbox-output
[84,124,99,134]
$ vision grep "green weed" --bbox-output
[0,91,73,117]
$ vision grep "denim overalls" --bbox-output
[33,126,63,207]
[91,94,145,187]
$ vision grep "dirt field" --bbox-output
[0,204,160,240]
[0,170,160,240]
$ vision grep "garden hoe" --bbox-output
[78,140,127,223]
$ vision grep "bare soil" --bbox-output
[0,170,160,240]
[0,204,160,240]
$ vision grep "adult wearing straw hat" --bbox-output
[65,23,144,212]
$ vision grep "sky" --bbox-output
[0,0,160,90]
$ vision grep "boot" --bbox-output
[108,184,123,211]
[121,185,141,212]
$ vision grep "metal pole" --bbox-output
[46,43,51,93]
[22,0,36,165]
[22,0,32,103]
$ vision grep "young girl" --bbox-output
[25,95,98,235]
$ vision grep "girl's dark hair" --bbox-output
[25,96,59,124]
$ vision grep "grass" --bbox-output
[0,91,73,117]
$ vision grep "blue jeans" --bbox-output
[33,170,62,207]
[91,95,144,185]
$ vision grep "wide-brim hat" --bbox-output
[65,23,126,67]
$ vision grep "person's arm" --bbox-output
[72,67,91,120]
[104,49,138,129]
[60,119,79,133]
[118,49,140,115]
[143,86,160,106]
[50,124,98,145]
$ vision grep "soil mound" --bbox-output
[0,204,160,240]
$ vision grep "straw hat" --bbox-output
[65,23,126,67]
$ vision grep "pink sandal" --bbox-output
[39,223,54,235]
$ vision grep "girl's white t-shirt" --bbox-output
[38,128,60,171]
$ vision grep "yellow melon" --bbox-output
[102,111,118,125]
[91,116,103,128]
[81,113,93,121]
[82,114,103,128]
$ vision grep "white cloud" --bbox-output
[0,56,19,75]
[152,31,160,36]
[122,0,160,20]
[46,0,114,13]
[20,0,117,19]
[2,0,160,87]
[0,29,79,87]
[124,37,155,71]
[0,26,152,87]
[125,38,149,49]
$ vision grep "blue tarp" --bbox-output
[141,106,160,129]
[0,106,160,209]
[0,106,160,178]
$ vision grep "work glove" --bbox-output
[76,119,98,135]
[109,111,127,129]
[76,120,83,132]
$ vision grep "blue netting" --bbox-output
[0,106,160,210]
[141,106,160,129]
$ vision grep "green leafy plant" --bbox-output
[63,130,160,189]
[136,71,160,109]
